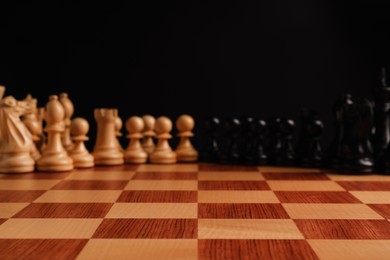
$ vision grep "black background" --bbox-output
[0,1,389,148]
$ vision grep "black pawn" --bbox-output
[245,119,268,165]
[275,119,296,166]
[200,117,220,163]
[220,118,242,164]
[296,110,324,167]
[267,118,283,164]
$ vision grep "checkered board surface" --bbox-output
[0,164,390,259]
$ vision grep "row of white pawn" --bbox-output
[91,113,198,167]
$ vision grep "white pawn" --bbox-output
[69,118,94,168]
[37,95,73,172]
[141,115,156,154]
[175,114,198,162]
[124,116,147,164]
[150,116,177,164]
[115,116,124,152]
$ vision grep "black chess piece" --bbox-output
[244,119,268,165]
[274,119,296,166]
[241,117,255,165]
[267,118,282,165]
[200,117,220,162]
[296,109,324,167]
[373,68,390,172]
[339,98,375,173]
[327,94,354,170]
[220,118,242,164]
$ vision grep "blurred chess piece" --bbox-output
[22,94,41,160]
[59,93,74,151]
[69,117,94,168]
[150,116,177,164]
[37,95,73,172]
[175,114,198,162]
[36,107,46,151]
[115,116,124,152]
[141,115,155,154]
[0,96,35,173]
[0,85,5,100]
[92,108,124,165]
[124,116,147,164]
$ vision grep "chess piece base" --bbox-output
[37,154,73,172]
[0,153,35,173]
[125,151,147,164]
[150,150,177,164]
[71,153,94,168]
[176,148,198,162]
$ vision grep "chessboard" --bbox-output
[0,164,390,260]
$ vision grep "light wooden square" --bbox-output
[0,180,61,190]
[0,203,29,218]
[350,191,390,204]
[308,240,390,260]
[327,174,390,181]
[198,171,264,181]
[34,190,122,203]
[283,204,384,219]
[258,167,321,173]
[0,219,102,238]
[137,164,198,172]
[66,171,135,180]
[198,219,304,239]
[125,180,198,190]
[106,203,197,219]
[78,239,198,260]
[267,181,345,191]
[198,191,279,203]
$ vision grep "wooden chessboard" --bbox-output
[0,164,390,259]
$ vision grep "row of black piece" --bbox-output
[200,68,390,174]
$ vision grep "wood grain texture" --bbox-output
[92,165,140,171]
[106,203,197,218]
[0,219,102,238]
[117,191,197,203]
[295,220,390,239]
[0,180,61,190]
[0,203,29,218]
[198,203,289,219]
[199,239,319,260]
[350,191,390,204]
[66,170,136,180]
[198,191,279,203]
[283,204,383,219]
[198,219,304,239]
[93,219,197,238]
[198,171,264,181]
[275,191,361,203]
[0,239,88,260]
[52,180,128,190]
[337,181,390,191]
[262,172,330,180]
[308,239,390,260]
[13,203,113,218]
[78,239,198,260]
[0,190,45,202]
[198,181,270,190]
[137,164,198,172]
[200,164,258,171]
[125,180,198,191]
[1,172,72,179]
[133,171,198,180]
[369,204,390,219]
[0,219,6,225]
[34,190,122,203]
